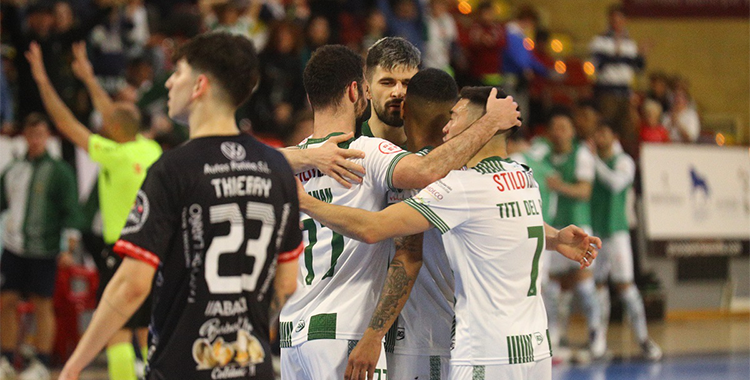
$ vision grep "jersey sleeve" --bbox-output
[403,172,470,234]
[574,146,596,183]
[88,134,124,168]
[113,159,178,269]
[359,137,412,193]
[276,162,303,264]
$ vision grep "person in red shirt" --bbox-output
[639,99,670,143]
[465,2,506,85]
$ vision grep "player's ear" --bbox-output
[364,79,372,100]
[348,81,358,104]
[191,74,210,101]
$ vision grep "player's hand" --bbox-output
[25,42,50,85]
[556,225,601,269]
[546,174,563,192]
[71,42,95,81]
[484,89,521,132]
[310,132,365,188]
[344,335,381,380]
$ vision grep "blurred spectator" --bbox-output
[527,28,555,131]
[2,0,111,121]
[245,21,305,140]
[88,7,135,93]
[285,108,314,146]
[301,15,332,67]
[465,2,505,85]
[0,57,13,133]
[201,0,268,51]
[423,0,458,73]
[663,89,700,143]
[124,0,150,58]
[362,9,388,53]
[503,4,548,124]
[378,0,426,53]
[589,4,645,156]
[646,71,670,113]
[639,99,669,143]
[0,113,83,380]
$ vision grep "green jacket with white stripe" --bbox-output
[0,152,84,258]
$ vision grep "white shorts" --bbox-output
[448,357,551,380]
[593,231,634,284]
[281,339,387,380]
[386,352,450,380]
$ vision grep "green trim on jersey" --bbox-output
[521,152,555,222]
[298,132,347,149]
[361,121,374,137]
[308,313,337,340]
[384,317,399,353]
[472,365,485,380]
[385,151,411,191]
[591,154,630,237]
[279,321,293,348]
[430,356,442,380]
[506,334,535,364]
[404,198,450,233]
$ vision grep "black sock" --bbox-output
[1,351,13,362]
[36,353,51,367]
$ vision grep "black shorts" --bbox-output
[98,244,152,329]
[0,249,58,298]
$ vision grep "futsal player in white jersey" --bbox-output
[278,47,522,380]
[299,87,601,380]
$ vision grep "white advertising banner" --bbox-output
[640,143,750,240]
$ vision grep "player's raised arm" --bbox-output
[25,42,92,150]
[390,89,521,190]
[544,223,601,268]
[346,234,424,380]
[71,41,118,130]
[298,180,431,243]
[280,132,366,188]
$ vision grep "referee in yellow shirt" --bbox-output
[27,42,162,380]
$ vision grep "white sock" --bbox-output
[597,285,611,338]
[576,277,601,333]
[621,284,649,343]
[543,280,562,348]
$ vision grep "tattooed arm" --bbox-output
[345,234,424,380]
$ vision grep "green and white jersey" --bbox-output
[545,142,595,229]
[280,133,411,347]
[385,147,455,357]
[591,152,635,238]
[0,153,84,258]
[405,157,551,366]
[510,151,557,223]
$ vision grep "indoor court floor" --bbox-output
[54,315,750,379]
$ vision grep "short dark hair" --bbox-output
[173,32,259,107]
[516,4,539,24]
[459,86,509,114]
[303,45,364,111]
[23,113,50,130]
[546,105,573,127]
[608,4,624,17]
[366,37,421,80]
[407,68,458,104]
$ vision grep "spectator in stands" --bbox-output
[124,0,150,58]
[639,99,669,143]
[2,0,111,121]
[663,89,700,143]
[301,15,332,66]
[465,2,505,85]
[202,0,268,50]
[0,57,12,133]
[503,4,549,124]
[589,4,645,157]
[89,8,135,93]
[0,113,84,380]
[646,71,671,113]
[362,9,388,54]
[378,0,426,53]
[423,0,458,73]
[573,100,601,143]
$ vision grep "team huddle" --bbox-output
[47,33,610,380]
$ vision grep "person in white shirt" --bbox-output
[662,89,700,143]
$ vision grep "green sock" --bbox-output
[141,346,149,364]
[106,343,137,380]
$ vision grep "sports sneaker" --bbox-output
[18,360,49,380]
[641,338,663,361]
[0,357,17,380]
[589,328,607,360]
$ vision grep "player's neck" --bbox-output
[368,114,406,146]
[311,108,356,139]
[188,101,240,139]
[468,135,507,168]
[553,141,573,154]
[405,118,444,152]
[598,145,614,160]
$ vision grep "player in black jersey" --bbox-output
[60,33,303,380]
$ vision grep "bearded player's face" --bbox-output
[368,65,418,127]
